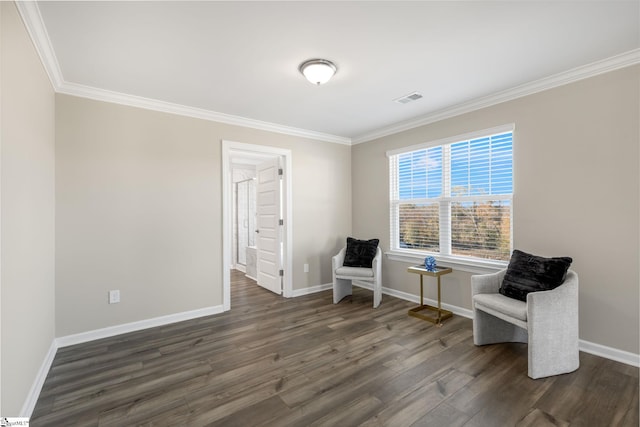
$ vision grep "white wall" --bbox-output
[0,2,56,415]
[55,94,352,337]
[352,65,639,355]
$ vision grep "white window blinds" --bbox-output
[389,127,513,262]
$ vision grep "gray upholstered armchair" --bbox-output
[332,246,382,308]
[471,268,579,379]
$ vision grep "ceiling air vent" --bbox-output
[394,92,424,104]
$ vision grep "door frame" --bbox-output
[221,140,293,310]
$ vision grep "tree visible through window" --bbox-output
[389,128,513,262]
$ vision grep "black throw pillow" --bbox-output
[499,249,572,301]
[343,237,379,268]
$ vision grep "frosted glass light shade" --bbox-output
[299,59,337,85]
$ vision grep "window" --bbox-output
[389,126,513,263]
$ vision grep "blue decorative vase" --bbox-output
[424,256,437,272]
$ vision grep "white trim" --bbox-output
[14,1,63,88]
[20,340,57,418]
[15,1,349,145]
[386,127,513,274]
[379,283,639,367]
[579,339,640,368]
[290,283,333,297]
[19,289,639,418]
[222,141,294,310]
[22,304,223,416]
[378,263,638,369]
[222,148,232,311]
[58,82,351,145]
[385,250,507,274]
[385,124,515,157]
[354,49,640,144]
[56,305,224,348]
[355,281,475,319]
[16,3,640,148]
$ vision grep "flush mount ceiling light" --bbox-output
[299,59,337,85]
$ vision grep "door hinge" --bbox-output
[279,219,284,226]
[278,168,283,176]
[279,269,284,277]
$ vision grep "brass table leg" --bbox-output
[437,275,442,325]
[408,271,453,325]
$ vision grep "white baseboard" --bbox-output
[290,283,332,297]
[23,287,639,418]
[337,281,639,367]
[56,305,224,348]
[20,340,57,417]
[378,285,475,319]
[380,285,639,367]
[350,280,474,318]
[22,304,225,417]
[579,339,640,368]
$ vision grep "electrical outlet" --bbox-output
[109,290,120,304]
[303,263,309,273]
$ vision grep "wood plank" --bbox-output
[310,394,383,427]
[413,402,471,427]
[515,408,569,427]
[30,270,639,426]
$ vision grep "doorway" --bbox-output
[222,140,293,311]
[233,176,256,276]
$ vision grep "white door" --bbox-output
[256,157,282,294]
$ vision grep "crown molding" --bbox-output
[57,82,352,145]
[15,1,63,88]
[16,2,638,147]
[352,48,640,145]
[15,2,351,145]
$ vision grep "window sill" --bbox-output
[385,250,507,274]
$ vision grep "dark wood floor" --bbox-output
[32,270,639,426]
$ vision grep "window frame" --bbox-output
[387,124,514,273]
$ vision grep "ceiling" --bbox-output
[29,1,640,144]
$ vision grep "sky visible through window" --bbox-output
[398,132,513,199]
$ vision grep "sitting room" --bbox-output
[2,1,638,425]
